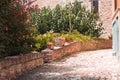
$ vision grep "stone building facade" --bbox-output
[30,0,61,9]
[98,0,113,38]
[27,0,113,38]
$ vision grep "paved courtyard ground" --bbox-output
[14,49,120,80]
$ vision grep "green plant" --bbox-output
[63,30,92,42]
[33,30,56,51]
[69,1,103,37]
[33,34,45,51]
[0,0,35,57]
[30,1,103,37]
[30,7,53,34]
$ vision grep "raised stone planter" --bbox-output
[42,39,112,63]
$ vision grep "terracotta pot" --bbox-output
[60,39,65,46]
[47,43,54,49]
[65,39,73,43]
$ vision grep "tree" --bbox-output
[0,0,34,57]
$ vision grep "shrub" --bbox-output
[0,0,34,57]
[33,34,47,51]
[30,1,103,38]
[63,30,92,43]
[33,30,55,51]
[30,7,53,34]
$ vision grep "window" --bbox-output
[93,0,98,13]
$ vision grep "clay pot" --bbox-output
[60,38,65,46]
[47,43,54,49]
[65,38,73,43]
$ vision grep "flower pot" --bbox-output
[60,39,65,46]
[47,43,54,49]
[65,38,73,43]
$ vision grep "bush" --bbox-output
[30,1,103,37]
[0,0,35,57]
[33,30,56,51]
[63,30,92,43]
[33,34,47,51]
[30,7,53,34]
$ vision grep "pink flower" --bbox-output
[23,35,25,38]
[30,33,33,36]
[26,12,31,18]
[30,44,32,47]
[38,8,41,11]
[23,4,28,9]
[4,26,8,31]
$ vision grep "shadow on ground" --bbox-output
[13,61,109,80]
[12,49,117,80]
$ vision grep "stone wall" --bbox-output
[42,39,112,63]
[42,42,82,63]
[0,53,44,80]
[0,39,112,80]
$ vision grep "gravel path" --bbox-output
[14,49,119,80]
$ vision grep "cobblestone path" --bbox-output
[15,49,119,80]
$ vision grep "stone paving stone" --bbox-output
[14,49,119,80]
